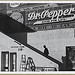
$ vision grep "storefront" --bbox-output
[0,3,75,72]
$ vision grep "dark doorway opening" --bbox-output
[66,46,75,71]
[1,51,17,71]
[1,51,9,71]
[10,52,17,71]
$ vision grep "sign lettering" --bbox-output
[30,22,75,31]
[27,8,75,24]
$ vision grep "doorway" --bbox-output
[66,46,75,71]
[1,51,9,71]
[10,53,17,71]
[1,51,17,71]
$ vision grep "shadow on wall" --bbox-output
[25,44,67,71]
[26,44,75,71]
[4,32,71,71]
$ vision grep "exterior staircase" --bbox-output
[0,13,66,71]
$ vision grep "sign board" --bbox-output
[29,22,75,31]
[25,5,75,25]
[8,11,25,25]
[7,4,75,31]
[7,3,58,12]
[11,46,24,51]
[7,3,55,14]
[25,4,75,30]
[7,3,25,9]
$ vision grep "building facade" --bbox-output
[0,3,75,72]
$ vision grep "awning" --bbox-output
[0,13,35,34]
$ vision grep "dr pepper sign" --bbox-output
[25,5,75,26]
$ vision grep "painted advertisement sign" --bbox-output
[26,6,75,25]
[7,4,75,31]
[28,8,74,24]
[7,3,52,13]
[7,3,25,9]
[25,4,75,30]
[8,11,25,25]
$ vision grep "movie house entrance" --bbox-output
[66,46,75,71]
[1,52,17,71]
